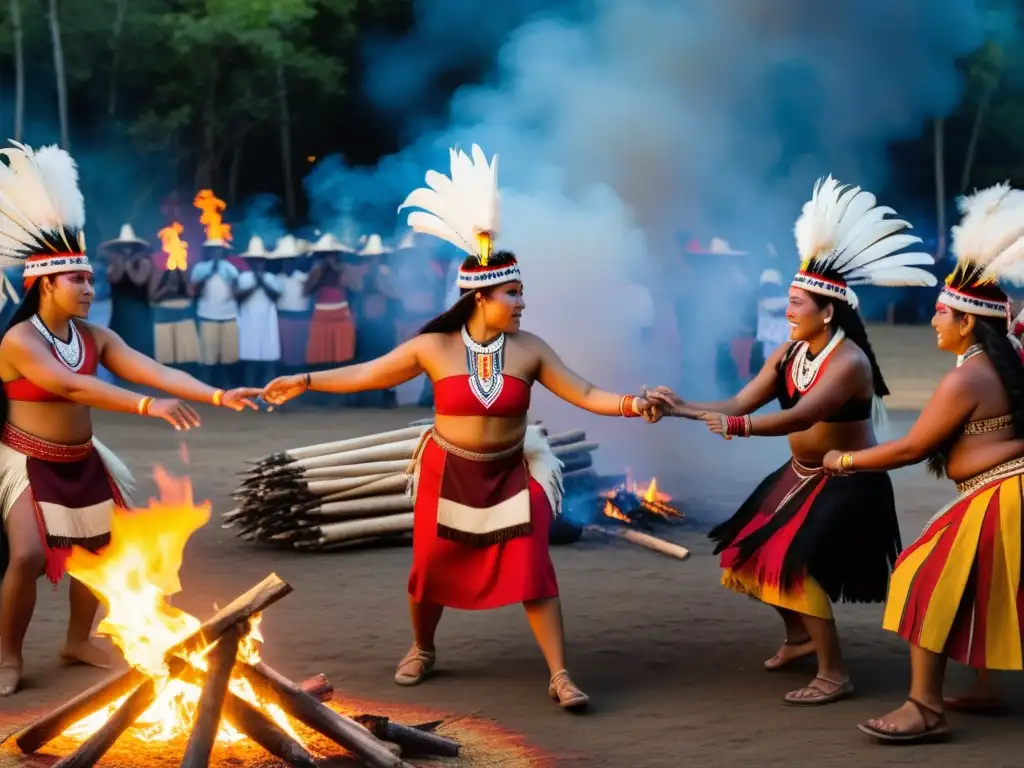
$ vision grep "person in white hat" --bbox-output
[274,235,315,379]
[235,237,282,387]
[351,234,399,407]
[304,233,356,393]
[101,223,154,362]
[756,266,790,361]
[189,230,241,389]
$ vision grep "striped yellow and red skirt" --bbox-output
[883,457,1024,670]
[710,459,901,619]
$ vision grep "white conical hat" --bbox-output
[243,236,268,258]
[268,234,300,259]
[359,233,391,257]
[101,223,149,248]
[396,230,418,250]
[708,237,746,255]
[310,233,353,253]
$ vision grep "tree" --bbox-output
[9,0,24,140]
[47,0,70,149]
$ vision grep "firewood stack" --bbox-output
[224,419,601,552]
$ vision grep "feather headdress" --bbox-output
[940,183,1024,318]
[0,141,90,288]
[791,176,937,309]
[398,144,519,290]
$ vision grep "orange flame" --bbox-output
[61,468,304,746]
[193,189,232,244]
[158,222,188,271]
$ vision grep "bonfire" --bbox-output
[8,469,459,768]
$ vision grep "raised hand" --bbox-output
[262,374,309,407]
[148,398,202,431]
[220,387,263,412]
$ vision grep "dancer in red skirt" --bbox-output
[649,176,937,706]
[261,144,659,710]
[0,142,260,696]
[822,184,1024,743]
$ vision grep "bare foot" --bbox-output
[60,641,113,669]
[0,664,22,697]
[764,637,815,670]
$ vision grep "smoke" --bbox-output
[234,194,289,250]
[306,0,993,476]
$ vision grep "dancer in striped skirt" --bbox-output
[824,184,1024,743]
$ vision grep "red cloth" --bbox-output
[408,436,558,609]
[433,374,531,418]
[5,323,99,402]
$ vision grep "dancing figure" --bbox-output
[825,185,1024,743]
[649,177,937,706]
[0,142,259,695]
[262,144,657,710]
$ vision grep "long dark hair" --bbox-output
[965,312,1024,439]
[417,250,518,336]
[0,281,42,427]
[810,293,889,397]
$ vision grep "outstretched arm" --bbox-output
[90,324,259,409]
[531,333,646,417]
[262,336,427,405]
[652,342,790,418]
[830,372,975,472]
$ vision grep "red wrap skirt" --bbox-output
[407,431,559,610]
[884,458,1024,670]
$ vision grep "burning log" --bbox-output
[180,623,245,768]
[353,715,460,758]
[52,657,187,768]
[300,673,333,702]
[12,573,292,755]
[238,662,408,768]
[178,661,319,768]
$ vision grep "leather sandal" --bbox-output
[782,676,854,706]
[394,645,436,686]
[857,697,951,743]
[548,670,589,711]
[764,637,815,671]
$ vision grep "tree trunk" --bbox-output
[276,61,297,222]
[228,138,243,205]
[107,0,129,118]
[934,118,947,263]
[48,0,70,150]
[959,79,998,195]
[195,71,218,190]
[10,0,24,141]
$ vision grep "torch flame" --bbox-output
[193,189,232,244]
[158,222,188,271]
[61,468,305,746]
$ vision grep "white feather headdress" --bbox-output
[399,144,519,290]
[0,141,90,284]
[940,183,1024,318]
[791,176,937,309]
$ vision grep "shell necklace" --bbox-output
[956,344,983,368]
[462,326,505,409]
[31,314,85,372]
[791,327,846,393]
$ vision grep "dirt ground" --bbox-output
[0,392,1022,768]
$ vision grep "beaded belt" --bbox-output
[956,455,1024,494]
[1,423,93,462]
[962,414,1013,436]
[427,428,524,462]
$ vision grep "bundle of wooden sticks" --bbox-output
[224,419,600,552]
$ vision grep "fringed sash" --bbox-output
[1,424,125,584]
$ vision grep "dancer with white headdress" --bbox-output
[649,176,937,706]
[0,141,260,696]
[819,185,1024,742]
[261,144,660,710]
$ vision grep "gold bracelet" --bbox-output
[212,389,225,407]
[840,452,855,472]
[136,396,154,416]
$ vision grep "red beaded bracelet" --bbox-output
[725,415,752,437]
[619,395,639,417]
